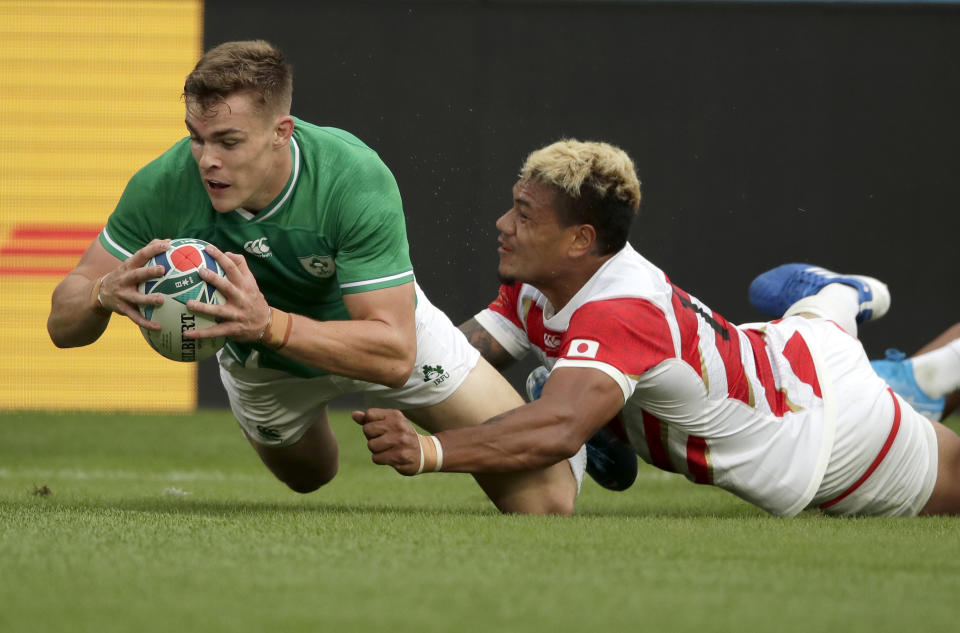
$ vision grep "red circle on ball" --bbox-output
[170,245,203,271]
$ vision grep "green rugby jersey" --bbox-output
[100,118,414,377]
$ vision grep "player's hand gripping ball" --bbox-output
[138,238,226,362]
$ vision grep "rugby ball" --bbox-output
[138,238,226,362]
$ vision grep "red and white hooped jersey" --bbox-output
[474,244,839,517]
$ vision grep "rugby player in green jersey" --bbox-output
[47,40,582,514]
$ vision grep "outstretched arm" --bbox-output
[48,238,168,348]
[354,366,624,474]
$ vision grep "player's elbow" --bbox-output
[543,406,592,462]
[46,316,78,349]
[380,362,413,389]
[379,342,416,388]
[48,326,67,348]
[555,424,589,462]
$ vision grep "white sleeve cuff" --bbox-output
[552,359,631,404]
[473,309,530,359]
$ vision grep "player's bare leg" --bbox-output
[244,409,339,493]
[919,420,960,514]
[914,323,960,355]
[912,323,960,418]
[868,323,960,422]
[403,357,579,515]
[898,325,960,514]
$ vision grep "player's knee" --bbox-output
[284,479,327,494]
[495,488,576,516]
[283,469,337,494]
[280,460,339,494]
[538,493,576,516]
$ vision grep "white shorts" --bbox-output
[809,322,939,517]
[219,288,481,447]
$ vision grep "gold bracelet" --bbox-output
[90,274,110,315]
[255,308,273,344]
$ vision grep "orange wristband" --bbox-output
[260,308,292,349]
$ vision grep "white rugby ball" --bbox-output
[138,238,227,362]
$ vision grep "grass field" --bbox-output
[2,410,959,633]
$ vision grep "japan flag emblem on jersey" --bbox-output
[567,339,600,358]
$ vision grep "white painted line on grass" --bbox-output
[0,467,261,483]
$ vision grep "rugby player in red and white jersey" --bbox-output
[355,139,960,517]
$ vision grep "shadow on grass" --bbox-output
[11,496,508,519]
[8,495,789,521]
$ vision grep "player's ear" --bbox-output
[273,116,294,147]
[569,224,596,258]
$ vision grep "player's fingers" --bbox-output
[183,298,221,318]
[201,244,245,279]
[224,251,249,270]
[131,264,167,283]
[180,314,240,340]
[358,420,388,441]
[195,266,232,291]
[128,239,171,267]
[134,287,165,306]
[205,244,245,279]
[366,431,411,456]
[183,324,228,340]
[201,242,226,261]
[194,267,247,307]
[115,302,161,330]
[359,408,391,424]
[366,441,418,471]
[100,274,163,315]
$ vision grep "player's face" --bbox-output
[496,179,576,287]
[185,93,290,213]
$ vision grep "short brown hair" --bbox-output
[183,40,293,117]
[520,139,642,255]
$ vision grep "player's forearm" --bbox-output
[458,317,515,370]
[273,313,416,387]
[435,402,584,473]
[47,273,111,348]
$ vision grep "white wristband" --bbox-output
[429,435,443,472]
[415,438,426,475]
[414,434,442,475]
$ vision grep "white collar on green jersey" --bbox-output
[234,137,301,222]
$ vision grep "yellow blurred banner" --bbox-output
[0,0,203,411]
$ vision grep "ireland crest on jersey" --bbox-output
[299,255,336,278]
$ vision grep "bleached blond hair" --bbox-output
[520,139,642,254]
[520,139,641,211]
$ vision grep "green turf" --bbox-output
[1,411,958,633]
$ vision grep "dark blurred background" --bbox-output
[200,0,960,404]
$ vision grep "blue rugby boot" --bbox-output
[871,349,945,421]
[749,263,890,323]
[526,367,638,491]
